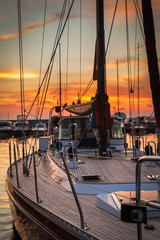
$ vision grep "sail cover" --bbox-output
[64,101,92,116]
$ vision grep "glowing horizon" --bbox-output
[0,0,159,120]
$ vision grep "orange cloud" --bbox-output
[0,15,60,40]
[0,69,38,79]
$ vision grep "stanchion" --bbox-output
[13,144,20,188]
[9,141,13,178]
[32,146,40,203]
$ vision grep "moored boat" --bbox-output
[0,120,13,139]
[12,115,31,138]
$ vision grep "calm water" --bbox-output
[0,139,13,240]
[0,133,157,239]
[0,137,38,240]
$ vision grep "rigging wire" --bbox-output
[36,0,47,120]
[17,0,28,154]
[36,0,68,123]
[125,0,132,118]
[37,0,67,118]
[133,0,145,42]
[133,14,138,118]
[79,0,82,99]
[26,0,75,119]
[105,0,118,57]
[65,0,70,104]
[17,0,25,119]
[27,0,67,119]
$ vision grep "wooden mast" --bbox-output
[96,0,107,156]
[141,0,160,155]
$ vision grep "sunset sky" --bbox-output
[0,0,160,120]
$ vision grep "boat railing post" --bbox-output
[148,142,151,155]
[136,156,160,240]
[131,123,136,157]
[64,141,78,169]
[13,143,20,188]
[16,140,20,160]
[123,126,127,156]
[32,146,40,203]
[140,136,144,153]
[48,106,55,136]
[69,123,78,161]
[22,143,26,174]
[148,141,156,155]
[64,142,72,161]
[60,151,87,230]
[9,141,13,178]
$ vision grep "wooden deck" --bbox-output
[50,151,160,184]
[7,151,160,240]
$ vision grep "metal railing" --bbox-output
[135,156,160,240]
[60,151,87,230]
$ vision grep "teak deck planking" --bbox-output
[7,151,160,240]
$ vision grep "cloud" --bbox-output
[0,68,38,79]
[0,14,60,41]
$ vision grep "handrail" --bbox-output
[135,156,160,240]
[60,151,87,230]
[136,155,160,204]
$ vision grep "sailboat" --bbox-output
[5,1,160,240]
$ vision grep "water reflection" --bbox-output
[9,223,21,240]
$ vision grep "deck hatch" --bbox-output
[81,174,100,180]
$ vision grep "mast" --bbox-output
[117,59,119,114]
[141,0,160,155]
[59,43,62,117]
[137,42,140,122]
[96,0,107,156]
